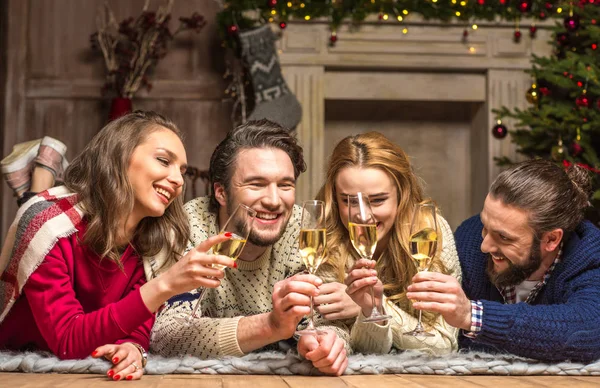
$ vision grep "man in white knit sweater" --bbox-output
[150,120,349,375]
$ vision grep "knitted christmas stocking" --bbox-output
[239,25,302,130]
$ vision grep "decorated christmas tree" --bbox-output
[494,1,600,207]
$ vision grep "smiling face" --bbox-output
[215,147,296,247]
[480,194,543,287]
[127,127,187,223]
[335,166,399,251]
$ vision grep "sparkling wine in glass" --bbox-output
[176,203,256,326]
[404,200,438,337]
[348,193,392,323]
[295,200,327,336]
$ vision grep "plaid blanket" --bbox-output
[0,186,84,323]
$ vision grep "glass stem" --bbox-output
[416,309,424,330]
[369,285,379,317]
[307,296,316,330]
[190,287,207,319]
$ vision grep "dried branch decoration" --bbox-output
[91,0,206,98]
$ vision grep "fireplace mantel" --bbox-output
[278,21,552,221]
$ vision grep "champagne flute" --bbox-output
[295,200,327,337]
[348,192,392,323]
[176,203,256,326]
[404,200,438,337]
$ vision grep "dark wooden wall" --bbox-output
[1,0,232,237]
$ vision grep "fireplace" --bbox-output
[279,21,552,229]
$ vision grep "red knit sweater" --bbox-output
[0,224,155,359]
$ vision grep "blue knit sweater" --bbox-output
[455,215,600,363]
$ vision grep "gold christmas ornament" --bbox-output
[526,84,539,104]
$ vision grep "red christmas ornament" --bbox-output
[378,13,384,20]
[477,0,485,4]
[330,33,338,44]
[514,30,522,42]
[279,21,287,29]
[557,32,570,45]
[571,142,583,157]
[564,14,581,31]
[227,24,238,36]
[463,29,469,38]
[577,81,584,87]
[492,123,508,139]
[539,87,551,96]
[518,1,532,12]
[545,2,553,9]
[563,71,569,77]
[576,93,590,108]
[539,11,547,20]
[268,0,277,8]
[592,43,598,50]
[499,0,508,5]
[530,25,537,37]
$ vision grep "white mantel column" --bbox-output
[487,70,532,181]
[282,66,325,203]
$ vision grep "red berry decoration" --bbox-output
[279,21,287,29]
[514,30,522,42]
[576,93,590,108]
[571,142,583,157]
[500,0,508,5]
[539,11,547,20]
[530,25,537,37]
[227,24,238,36]
[268,0,277,8]
[564,14,581,31]
[557,32,570,46]
[477,0,485,4]
[330,33,338,44]
[545,2,553,10]
[592,43,598,50]
[378,13,384,20]
[539,87,551,96]
[492,123,508,139]
[518,1,532,12]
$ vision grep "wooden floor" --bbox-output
[2,373,600,387]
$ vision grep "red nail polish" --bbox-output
[126,375,133,380]
[233,261,238,269]
[107,370,114,377]
[91,350,98,357]
[113,375,121,381]
[112,357,119,364]
[224,232,232,237]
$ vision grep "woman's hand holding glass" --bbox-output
[314,281,361,321]
[175,203,256,326]
[344,258,385,318]
[346,193,392,323]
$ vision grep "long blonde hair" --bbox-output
[316,132,447,324]
[64,111,189,269]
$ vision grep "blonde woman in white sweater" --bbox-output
[314,132,461,355]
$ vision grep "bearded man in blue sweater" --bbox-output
[406,159,600,363]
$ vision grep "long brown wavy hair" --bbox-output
[316,132,447,324]
[64,111,189,268]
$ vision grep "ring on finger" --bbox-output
[131,362,141,371]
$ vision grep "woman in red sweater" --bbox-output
[0,111,235,381]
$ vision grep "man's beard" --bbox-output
[486,237,542,288]
[226,196,288,247]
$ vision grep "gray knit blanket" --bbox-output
[1,350,599,376]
